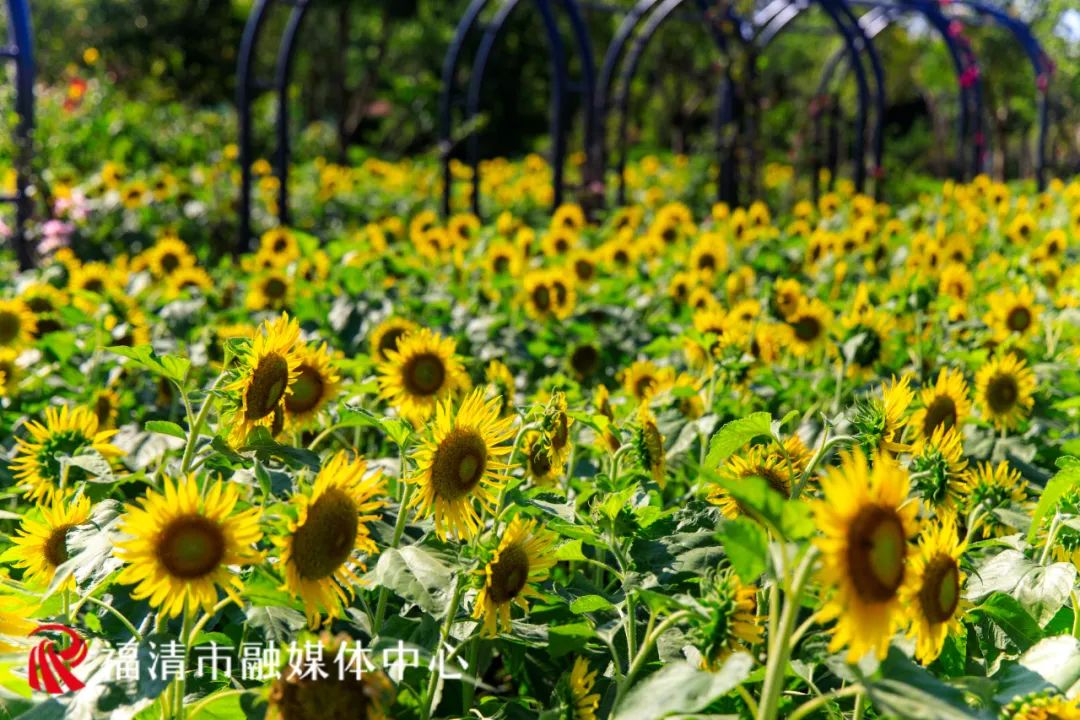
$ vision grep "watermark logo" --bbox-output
[28,624,88,694]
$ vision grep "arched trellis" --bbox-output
[236,0,312,253]
[812,0,983,192]
[439,0,597,219]
[2,0,34,270]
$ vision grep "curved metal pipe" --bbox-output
[6,0,34,270]
[274,1,311,228]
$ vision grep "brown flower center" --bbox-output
[846,506,906,603]
[286,364,325,415]
[245,352,290,420]
[157,515,226,579]
[430,429,487,501]
[488,543,530,604]
[403,352,447,397]
[45,524,75,568]
[1006,306,1032,333]
[919,554,960,624]
[291,488,358,580]
[923,395,958,436]
[985,373,1019,414]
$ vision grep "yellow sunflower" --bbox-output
[472,516,557,635]
[115,474,263,618]
[408,388,515,539]
[377,327,470,426]
[565,657,601,720]
[0,298,36,349]
[277,452,385,626]
[785,298,832,357]
[246,270,293,311]
[11,404,123,502]
[910,425,967,510]
[708,440,804,519]
[283,342,342,430]
[92,388,121,429]
[0,348,21,396]
[223,313,303,447]
[10,493,93,589]
[900,514,968,664]
[954,461,1027,539]
[368,317,418,364]
[166,266,214,298]
[259,227,301,265]
[910,368,971,442]
[146,235,196,278]
[634,403,666,486]
[975,353,1036,431]
[621,360,674,402]
[813,450,917,661]
[1003,694,1080,720]
[984,286,1043,342]
[694,573,763,670]
[524,431,562,486]
[881,375,915,453]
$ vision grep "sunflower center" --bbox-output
[0,310,21,345]
[271,670,382,720]
[574,259,594,281]
[36,430,92,483]
[264,278,288,300]
[846,505,906,603]
[985,374,1019,413]
[245,352,291,420]
[493,255,510,274]
[529,444,553,477]
[551,412,569,452]
[430,428,488,501]
[83,278,105,294]
[286,364,325,414]
[160,253,180,274]
[792,316,822,343]
[697,253,716,271]
[44,524,75,568]
[95,394,115,426]
[1006,306,1032,333]
[850,328,882,367]
[26,297,54,313]
[377,329,407,360]
[571,344,599,378]
[532,286,552,312]
[157,515,226,579]
[758,467,790,497]
[923,396,957,435]
[919,554,960,624]
[403,352,447,397]
[488,543,530,604]
[291,488,359,580]
[634,375,657,399]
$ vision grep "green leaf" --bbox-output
[555,539,587,561]
[38,331,79,364]
[1027,459,1080,543]
[717,517,767,583]
[966,550,1076,625]
[240,428,321,469]
[369,546,453,616]
[613,654,752,720]
[970,593,1043,651]
[867,647,993,720]
[569,595,615,614]
[704,412,772,467]
[993,635,1080,704]
[145,420,187,440]
[548,622,595,658]
[245,606,305,645]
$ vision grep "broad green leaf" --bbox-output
[966,550,1076,625]
[145,420,187,440]
[1027,459,1080,543]
[245,606,305,645]
[867,647,993,720]
[613,654,752,720]
[570,595,615,614]
[240,428,321,470]
[548,622,595,658]
[555,539,587,561]
[993,635,1080,704]
[704,412,772,467]
[717,517,767,583]
[369,546,453,616]
[970,593,1043,651]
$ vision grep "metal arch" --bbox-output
[945,0,1051,189]
[606,0,743,204]
[3,0,34,270]
[236,0,312,254]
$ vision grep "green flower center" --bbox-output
[430,428,488,501]
[157,515,226,579]
[847,505,906,603]
[919,554,960,624]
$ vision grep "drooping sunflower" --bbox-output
[114,474,263,618]
[900,514,968,665]
[524,431,561,486]
[378,327,470,426]
[277,452,385,626]
[0,298,36,349]
[10,493,92,588]
[910,425,967,510]
[954,461,1027,539]
[284,342,342,430]
[974,353,1036,431]
[692,572,763,670]
[813,450,918,661]
[561,657,601,720]
[543,392,575,473]
[910,368,971,442]
[408,389,515,539]
[11,404,124,502]
[267,632,395,720]
[633,403,666,487]
[368,317,418,364]
[223,313,303,447]
[984,286,1043,342]
[472,516,557,635]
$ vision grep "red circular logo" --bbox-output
[28,624,87,694]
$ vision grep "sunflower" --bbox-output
[954,461,1027,539]
[146,235,196,278]
[689,234,729,278]
[11,405,123,502]
[277,452,385,626]
[563,657,601,720]
[633,403,666,486]
[1002,694,1080,720]
[284,342,342,430]
[10,494,92,588]
[785,298,832,357]
[524,431,561,486]
[975,353,1036,431]
[472,516,557,635]
[166,266,214,298]
[223,313,303,447]
[692,573,763,670]
[378,327,470,426]
[984,286,1043,343]
[709,442,801,519]
[553,203,586,232]
[621,360,674,402]
[841,309,896,377]
[368,317,418,364]
[1006,212,1036,244]
[773,278,803,319]
[408,389,515,539]
[813,450,917,661]
[523,270,574,321]
[0,298,36,349]
[484,359,516,415]
[115,474,263,618]
[543,392,574,472]
[259,227,301,266]
[267,632,395,720]
[20,283,67,336]
[542,226,578,258]
[881,375,915,452]
[484,240,522,279]
[910,425,967,510]
[0,348,21,396]
[910,368,971,442]
[900,514,967,664]
[92,388,121,429]
[247,270,293,311]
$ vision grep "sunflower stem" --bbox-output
[81,595,144,642]
[1072,592,1080,639]
[757,547,818,720]
[852,690,867,720]
[1040,512,1061,565]
[421,576,465,720]
[180,373,226,474]
[612,609,690,711]
[787,683,862,720]
[373,480,414,635]
[792,434,855,500]
[460,634,481,711]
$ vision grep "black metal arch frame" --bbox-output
[439,0,597,219]
[236,0,312,253]
[2,0,34,270]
